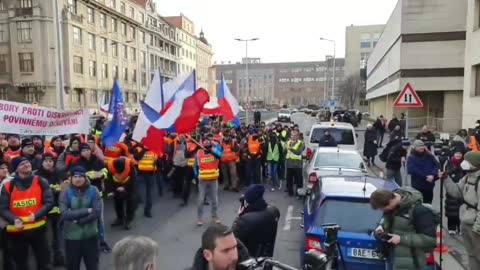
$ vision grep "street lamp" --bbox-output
[320,38,336,105]
[235,37,259,123]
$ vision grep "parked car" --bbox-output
[277,109,292,122]
[300,176,398,270]
[298,147,367,196]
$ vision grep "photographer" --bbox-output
[370,188,437,270]
[441,151,480,270]
[232,185,280,258]
[191,224,250,270]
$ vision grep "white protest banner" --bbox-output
[0,100,90,135]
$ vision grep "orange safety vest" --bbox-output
[469,136,480,152]
[65,153,81,167]
[107,158,132,184]
[5,176,47,233]
[213,133,223,142]
[247,136,261,156]
[221,143,237,163]
[138,151,157,172]
[197,150,219,181]
[4,148,21,163]
[187,141,198,168]
[104,142,127,163]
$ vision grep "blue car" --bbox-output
[300,176,440,269]
[300,176,398,270]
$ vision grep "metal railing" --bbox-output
[406,116,462,136]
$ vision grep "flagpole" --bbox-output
[160,74,165,110]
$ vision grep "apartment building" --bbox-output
[0,0,180,113]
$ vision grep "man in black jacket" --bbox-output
[373,115,386,147]
[191,224,250,270]
[385,140,410,186]
[232,185,280,258]
[318,131,337,147]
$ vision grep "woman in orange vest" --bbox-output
[194,138,223,226]
[106,157,137,230]
[0,156,54,269]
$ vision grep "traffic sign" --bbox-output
[393,83,423,108]
[330,100,337,108]
[322,100,329,108]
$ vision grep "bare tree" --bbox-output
[339,74,362,109]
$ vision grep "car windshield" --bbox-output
[310,128,354,145]
[314,152,365,170]
[279,110,290,114]
[315,198,382,233]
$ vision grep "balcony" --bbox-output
[15,7,33,16]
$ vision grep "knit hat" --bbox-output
[79,143,91,151]
[70,166,86,177]
[69,137,81,147]
[464,151,480,167]
[42,153,55,162]
[11,156,29,171]
[21,138,33,149]
[413,140,425,149]
[31,135,44,141]
[401,139,411,146]
[6,134,20,140]
[113,157,126,172]
[244,184,265,204]
[51,136,61,143]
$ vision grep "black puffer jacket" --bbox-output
[444,159,465,218]
[363,129,378,157]
[232,201,281,258]
[190,239,250,270]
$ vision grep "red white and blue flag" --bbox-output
[202,74,240,122]
[133,70,209,154]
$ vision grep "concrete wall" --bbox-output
[401,40,465,69]
[366,40,401,96]
[462,0,480,127]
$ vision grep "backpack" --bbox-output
[379,144,393,162]
[399,186,441,227]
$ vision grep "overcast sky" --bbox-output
[154,0,397,63]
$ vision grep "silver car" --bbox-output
[298,147,368,196]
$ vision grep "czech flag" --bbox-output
[202,74,240,122]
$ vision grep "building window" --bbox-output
[130,47,136,61]
[475,64,480,96]
[141,71,146,86]
[131,69,137,83]
[120,2,125,13]
[141,31,145,43]
[73,56,83,74]
[360,41,371,48]
[100,37,107,54]
[111,18,117,32]
[67,0,77,14]
[120,22,126,36]
[17,21,32,42]
[0,88,7,100]
[140,51,146,68]
[71,89,81,103]
[113,65,118,78]
[123,67,128,81]
[110,0,116,9]
[89,60,96,77]
[73,26,82,45]
[90,90,98,103]
[0,54,7,73]
[130,26,136,40]
[132,92,138,103]
[123,44,127,59]
[0,24,8,42]
[87,7,94,23]
[19,52,34,72]
[100,13,106,28]
[88,33,95,50]
[124,91,129,103]
[139,12,145,24]
[112,43,118,57]
[102,63,108,79]
[129,7,134,18]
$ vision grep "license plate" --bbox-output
[348,248,382,260]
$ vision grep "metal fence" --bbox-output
[406,117,461,136]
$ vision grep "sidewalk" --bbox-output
[358,126,468,270]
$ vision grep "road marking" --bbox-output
[283,205,293,231]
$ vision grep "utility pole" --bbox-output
[53,0,65,109]
[235,38,259,123]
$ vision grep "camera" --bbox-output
[322,223,341,245]
[374,231,393,242]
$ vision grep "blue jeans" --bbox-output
[377,130,385,147]
[197,180,218,220]
[155,171,164,196]
[246,159,261,186]
[137,173,154,214]
[97,199,105,242]
[269,161,279,188]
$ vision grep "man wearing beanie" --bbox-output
[442,151,480,270]
[34,153,66,266]
[60,166,101,270]
[72,143,112,253]
[407,140,440,203]
[3,134,21,165]
[105,157,137,230]
[232,184,280,258]
[21,137,43,170]
[56,136,82,175]
[0,156,54,269]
